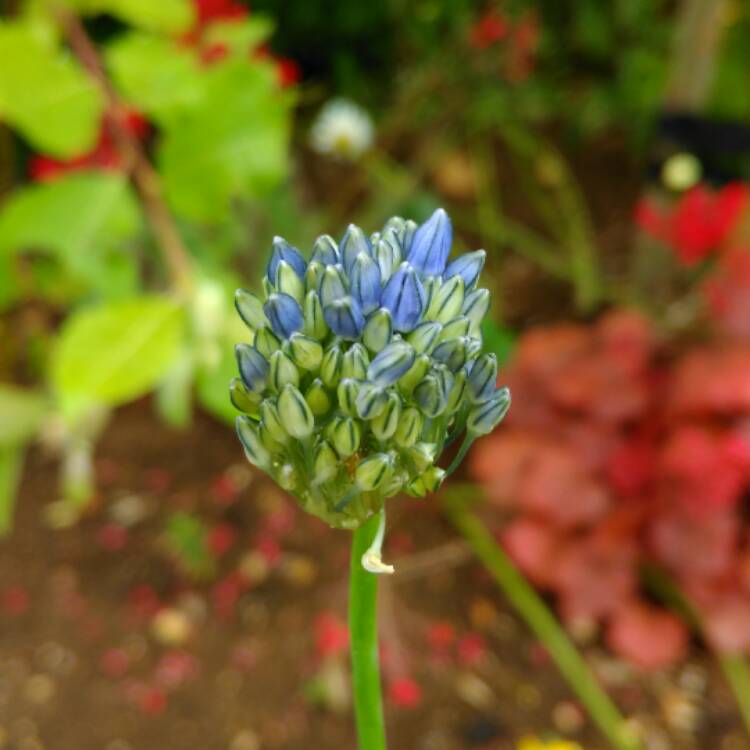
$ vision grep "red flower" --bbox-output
[469,10,510,49]
[388,677,422,708]
[314,611,349,659]
[636,183,748,265]
[194,0,248,26]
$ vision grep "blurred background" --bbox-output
[2,0,750,748]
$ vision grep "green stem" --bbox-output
[445,433,476,478]
[721,656,750,733]
[443,490,641,750]
[350,513,387,750]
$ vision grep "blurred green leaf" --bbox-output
[0,445,24,537]
[106,32,203,125]
[159,60,292,222]
[65,0,194,33]
[0,385,48,447]
[202,17,274,54]
[481,319,516,366]
[0,20,103,156]
[155,350,194,428]
[0,172,141,299]
[51,296,185,417]
[195,345,236,425]
[164,511,214,579]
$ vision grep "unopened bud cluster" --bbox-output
[231,209,510,529]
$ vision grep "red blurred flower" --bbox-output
[388,677,422,708]
[703,247,750,340]
[469,10,510,49]
[194,0,248,26]
[314,611,349,659]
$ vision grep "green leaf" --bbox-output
[202,17,274,54]
[0,20,103,157]
[0,385,48,447]
[0,445,24,536]
[481,319,516,365]
[51,296,185,417]
[163,511,214,579]
[66,0,194,34]
[106,32,203,125]
[159,60,292,222]
[0,172,141,298]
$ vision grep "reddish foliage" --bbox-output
[471,310,750,665]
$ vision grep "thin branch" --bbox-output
[55,6,194,295]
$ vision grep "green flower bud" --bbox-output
[466,337,482,360]
[342,343,369,379]
[303,289,328,340]
[305,261,325,294]
[406,442,437,472]
[426,275,464,323]
[312,440,338,485]
[445,369,468,414]
[236,415,271,470]
[407,321,442,354]
[275,260,305,304]
[467,386,511,435]
[371,391,401,441]
[259,421,284,452]
[288,332,323,371]
[397,353,430,396]
[463,288,490,335]
[381,465,408,496]
[405,476,427,497]
[262,276,274,299]
[422,465,446,493]
[363,308,393,352]
[254,327,281,359]
[354,453,393,491]
[320,342,343,387]
[235,288,267,330]
[276,463,297,491]
[414,373,448,417]
[230,377,261,418]
[355,383,388,420]
[394,406,423,447]
[320,264,349,306]
[269,350,299,391]
[327,416,361,458]
[278,384,315,439]
[432,337,468,372]
[305,378,331,416]
[368,341,415,386]
[337,378,361,417]
[374,236,401,281]
[422,275,441,311]
[260,398,289,444]
[438,316,470,342]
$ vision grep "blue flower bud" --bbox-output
[406,208,452,275]
[235,343,269,392]
[230,377,261,418]
[303,290,328,340]
[466,337,483,360]
[342,343,369,379]
[468,353,498,403]
[397,353,430,395]
[236,415,271,470]
[433,364,455,402]
[340,224,371,275]
[274,260,305,304]
[235,289,267,329]
[443,249,486,289]
[438,316,470,342]
[467,386,511,435]
[355,383,388,419]
[363,308,393,352]
[311,234,339,266]
[374,234,401,281]
[354,453,393,491]
[264,293,304,339]
[312,440,338,484]
[260,398,290,444]
[382,216,405,240]
[305,378,331,416]
[394,406,423,447]
[380,262,426,333]
[426,275,464,323]
[350,251,382,314]
[268,236,306,281]
[414,373,448,417]
[407,321,442,353]
[327,416,361,458]
[367,340,416,386]
[402,219,418,252]
[323,296,365,340]
[305,261,325,294]
[278,383,315,439]
[254,327,280,359]
[318,264,349,307]
[371,391,401,441]
[320,342,343,387]
[337,378,361,417]
[406,442,437,472]
[432,337,468,372]
[445,368,468,414]
[287,332,323,371]
[463,287,490,335]
[269,350,300,391]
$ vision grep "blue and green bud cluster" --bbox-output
[231,209,510,529]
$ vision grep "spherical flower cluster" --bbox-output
[231,208,510,529]
[309,98,374,160]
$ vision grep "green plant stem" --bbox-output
[445,433,475,478]
[443,489,640,750]
[721,656,750,732]
[350,512,387,750]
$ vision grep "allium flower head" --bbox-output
[231,209,510,529]
[310,98,374,160]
